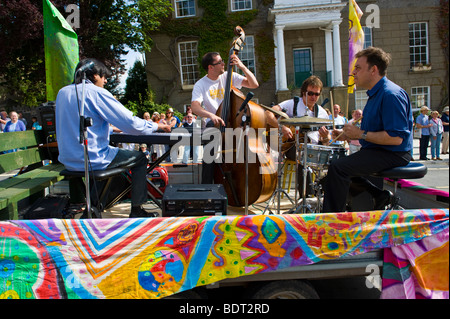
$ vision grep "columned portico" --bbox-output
[275,25,288,91]
[332,20,344,87]
[269,1,347,96]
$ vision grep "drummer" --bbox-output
[265,75,332,196]
[266,75,331,147]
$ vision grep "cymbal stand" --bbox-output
[263,119,294,215]
[292,126,315,214]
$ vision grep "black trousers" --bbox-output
[322,148,410,213]
[202,121,217,184]
[419,135,430,159]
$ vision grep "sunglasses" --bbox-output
[211,59,224,66]
[307,91,321,97]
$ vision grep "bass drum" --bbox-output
[146,166,169,199]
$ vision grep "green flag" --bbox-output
[43,0,79,101]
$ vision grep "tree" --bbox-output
[0,0,172,109]
[123,59,148,104]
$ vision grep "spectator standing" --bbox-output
[441,106,449,155]
[143,112,151,121]
[182,113,200,164]
[416,106,432,160]
[3,111,26,153]
[348,109,363,154]
[31,117,42,130]
[429,110,444,160]
[18,112,28,129]
[329,104,348,147]
[164,107,180,162]
[0,110,10,132]
[3,111,26,132]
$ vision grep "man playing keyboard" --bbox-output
[56,58,170,218]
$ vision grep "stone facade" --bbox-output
[145,0,447,116]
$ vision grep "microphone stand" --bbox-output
[241,103,251,215]
[77,72,96,218]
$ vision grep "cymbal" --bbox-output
[259,104,289,119]
[280,116,333,127]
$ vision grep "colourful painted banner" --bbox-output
[0,209,448,299]
[381,230,449,299]
[386,178,449,198]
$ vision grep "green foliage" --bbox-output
[123,60,148,104]
[255,26,276,82]
[124,91,182,119]
[0,58,46,109]
[158,0,259,77]
[0,0,173,108]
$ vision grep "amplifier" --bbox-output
[162,184,227,217]
[38,101,57,142]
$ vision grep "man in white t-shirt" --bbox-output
[191,51,259,183]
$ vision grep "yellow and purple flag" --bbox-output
[348,0,364,94]
[43,0,79,101]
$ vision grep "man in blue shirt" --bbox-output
[323,47,413,213]
[415,106,432,160]
[56,59,170,217]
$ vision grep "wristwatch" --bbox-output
[361,130,368,140]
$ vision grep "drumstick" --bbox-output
[330,91,335,130]
[329,117,362,143]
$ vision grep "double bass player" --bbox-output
[191,51,259,184]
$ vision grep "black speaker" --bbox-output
[162,184,227,217]
[38,101,57,143]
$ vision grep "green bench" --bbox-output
[0,130,64,220]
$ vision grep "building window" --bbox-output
[362,26,373,49]
[293,48,312,88]
[354,90,369,110]
[411,86,430,109]
[409,22,429,68]
[231,0,252,11]
[178,41,199,86]
[235,35,256,76]
[175,0,196,18]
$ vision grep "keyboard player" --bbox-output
[56,58,171,218]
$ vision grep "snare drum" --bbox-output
[302,144,346,168]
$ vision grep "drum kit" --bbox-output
[261,107,346,215]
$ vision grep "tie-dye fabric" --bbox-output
[0,209,447,299]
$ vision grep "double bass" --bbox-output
[214,26,277,207]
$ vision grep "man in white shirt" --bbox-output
[56,59,170,218]
[191,52,259,183]
[329,104,348,147]
[265,75,331,196]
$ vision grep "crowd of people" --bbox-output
[415,105,449,160]
[133,106,202,164]
[0,110,43,133]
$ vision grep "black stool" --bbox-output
[60,166,132,218]
[370,162,427,209]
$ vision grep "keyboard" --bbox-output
[110,127,206,146]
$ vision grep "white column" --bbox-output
[273,30,280,91]
[275,25,288,91]
[324,28,334,87]
[332,20,344,87]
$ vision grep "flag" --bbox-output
[348,0,364,94]
[43,0,79,101]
